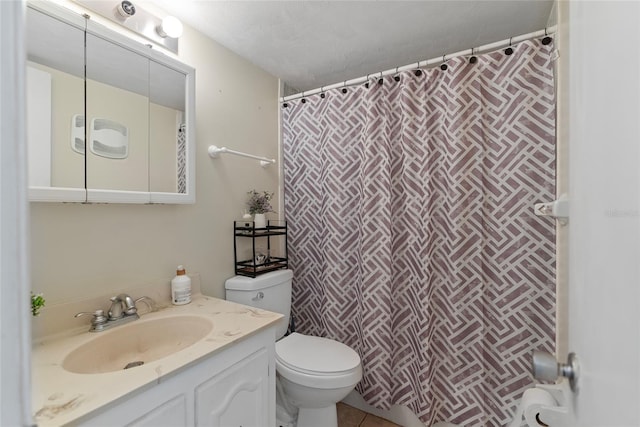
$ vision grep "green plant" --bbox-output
[246,190,275,215]
[31,292,45,317]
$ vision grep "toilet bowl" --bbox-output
[224,270,363,427]
[276,333,362,427]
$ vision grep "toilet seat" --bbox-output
[276,333,362,389]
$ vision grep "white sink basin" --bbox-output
[62,315,213,374]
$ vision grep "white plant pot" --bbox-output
[254,213,267,229]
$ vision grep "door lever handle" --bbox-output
[532,350,580,392]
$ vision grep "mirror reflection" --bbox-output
[26,7,84,190]
[149,61,187,194]
[86,33,150,192]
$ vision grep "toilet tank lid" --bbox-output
[225,269,293,291]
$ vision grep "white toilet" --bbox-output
[225,269,362,427]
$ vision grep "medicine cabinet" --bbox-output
[26,1,195,203]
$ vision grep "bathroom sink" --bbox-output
[62,315,213,374]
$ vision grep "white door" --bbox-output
[0,0,33,426]
[567,0,640,425]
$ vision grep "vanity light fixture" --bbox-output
[116,0,136,19]
[157,16,183,39]
[74,0,182,53]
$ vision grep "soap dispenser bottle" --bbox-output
[171,265,191,305]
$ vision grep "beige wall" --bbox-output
[30,8,280,305]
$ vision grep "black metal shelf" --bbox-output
[234,220,288,278]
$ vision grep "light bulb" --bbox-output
[157,16,183,38]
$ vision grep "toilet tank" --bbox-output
[225,269,292,339]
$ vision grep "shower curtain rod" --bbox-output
[281,25,557,103]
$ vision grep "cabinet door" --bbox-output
[126,395,188,427]
[26,4,86,201]
[195,348,270,427]
[78,389,190,427]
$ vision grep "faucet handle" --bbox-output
[134,296,156,314]
[75,309,108,331]
[116,293,137,315]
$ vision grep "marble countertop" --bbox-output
[31,294,282,426]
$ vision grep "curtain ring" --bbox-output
[341,81,347,94]
[301,91,306,104]
[469,47,478,64]
[542,28,553,45]
[440,54,448,71]
[394,67,400,82]
[505,38,514,56]
[320,86,326,98]
[414,61,423,77]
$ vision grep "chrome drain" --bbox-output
[124,361,144,370]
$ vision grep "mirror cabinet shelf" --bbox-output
[26,1,195,204]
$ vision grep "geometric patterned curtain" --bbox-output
[282,39,556,426]
[177,123,187,194]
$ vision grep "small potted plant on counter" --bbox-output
[31,292,45,317]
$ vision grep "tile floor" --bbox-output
[337,402,401,427]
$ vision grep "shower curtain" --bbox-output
[282,39,556,426]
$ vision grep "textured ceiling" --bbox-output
[145,1,555,95]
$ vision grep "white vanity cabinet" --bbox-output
[76,328,275,427]
[195,347,270,426]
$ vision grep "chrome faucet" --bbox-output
[75,294,156,332]
[108,293,137,319]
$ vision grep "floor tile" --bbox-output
[337,402,367,427]
[359,413,402,427]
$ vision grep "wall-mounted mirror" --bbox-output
[26,2,195,204]
[149,61,187,194]
[85,32,150,194]
[26,4,86,202]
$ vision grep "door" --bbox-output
[0,0,33,425]
[566,0,640,425]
